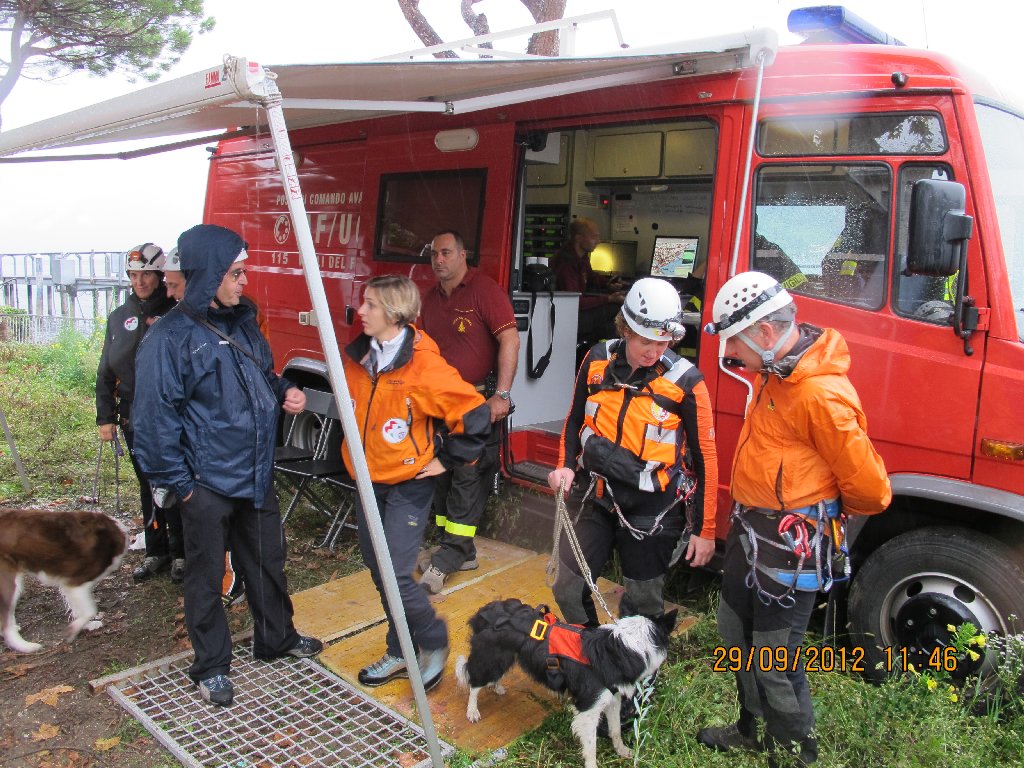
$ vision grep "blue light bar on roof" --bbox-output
[787,5,905,46]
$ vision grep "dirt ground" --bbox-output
[0,503,349,768]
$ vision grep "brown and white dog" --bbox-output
[0,508,127,653]
[455,598,677,768]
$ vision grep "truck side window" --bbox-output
[375,169,487,263]
[893,164,957,324]
[754,164,891,309]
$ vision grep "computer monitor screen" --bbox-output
[650,236,699,279]
[589,240,638,277]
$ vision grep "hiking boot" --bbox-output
[197,674,234,707]
[417,645,449,691]
[358,653,408,686]
[286,636,324,658]
[170,558,186,584]
[132,555,170,582]
[420,564,449,594]
[697,722,763,752]
[458,557,479,571]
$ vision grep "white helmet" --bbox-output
[125,243,165,273]
[704,271,795,363]
[622,277,684,340]
[164,246,181,272]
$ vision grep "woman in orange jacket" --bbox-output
[547,277,719,628]
[342,275,490,691]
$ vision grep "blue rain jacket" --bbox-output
[133,225,293,507]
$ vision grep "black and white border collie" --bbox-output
[0,508,127,653]
[455,598,677,768]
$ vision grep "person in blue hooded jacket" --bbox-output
[133,224,322,708]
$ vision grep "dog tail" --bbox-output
[454,655,470,690]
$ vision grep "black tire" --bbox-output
[848,526,1024,681]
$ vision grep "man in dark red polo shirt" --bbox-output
[418,230,520,593]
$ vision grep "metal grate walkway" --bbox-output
[106,642,453,768]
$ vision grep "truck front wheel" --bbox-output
[847,526,1024,681]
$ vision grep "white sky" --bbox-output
[1,0,1021,254]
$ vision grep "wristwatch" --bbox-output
[495,390,511,401]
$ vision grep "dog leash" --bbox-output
[546,479,615,623]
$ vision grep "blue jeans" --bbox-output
[356,477,448,658]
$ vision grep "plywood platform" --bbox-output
[292,537,697,759]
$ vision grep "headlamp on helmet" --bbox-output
[125,243,165,273]
[704,271,795,366]
[622,277,685,341]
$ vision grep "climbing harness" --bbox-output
[580,470,694,541]
[734,499,849,608]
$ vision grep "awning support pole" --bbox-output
[235,58,446,768]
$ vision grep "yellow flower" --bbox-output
[949,693,959,703]
[968,650,980,662]
[947,624,957,632]
[972,635,987,648]
[926,678,938,691]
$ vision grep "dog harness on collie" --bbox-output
[530,612,591,690]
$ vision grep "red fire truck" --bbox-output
[3,6,1022,675]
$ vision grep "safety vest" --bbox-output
[579,340,693,493]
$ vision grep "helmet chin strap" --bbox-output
[737,320,794,371]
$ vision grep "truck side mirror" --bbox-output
[906,179,973,276]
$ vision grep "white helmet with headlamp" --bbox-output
[622,277,685,341]
[125,243,165,273]
[704,271,795,366]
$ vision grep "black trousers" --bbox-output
[123,424,183,560]
[430,428,500,573]
[180,485,299,680]
[554,497,684,626]
[718,525,818,757]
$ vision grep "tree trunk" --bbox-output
[461,0,493,57]
[397,0,457,58]
[521,0,567,57]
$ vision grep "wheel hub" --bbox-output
[894,593,981,676]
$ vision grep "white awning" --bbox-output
[0,29,776,160]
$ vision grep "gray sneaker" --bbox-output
[419,564,449,594]
[697,722,763,752]
[417,645,449,691]
[358,653,408,686]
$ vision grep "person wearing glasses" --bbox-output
[133,224,322,708]
[96,243,178,582]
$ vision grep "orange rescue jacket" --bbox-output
[341,325,490,485]
[731,327,891,516]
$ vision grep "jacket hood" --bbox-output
[785,326,851,383]
[178,224,246,312]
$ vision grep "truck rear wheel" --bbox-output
[848,527,1024,681]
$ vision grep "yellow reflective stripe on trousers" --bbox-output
[444,520,477,537]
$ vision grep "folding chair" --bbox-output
[274,389,357,548]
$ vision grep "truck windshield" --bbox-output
[975,102,1024,342]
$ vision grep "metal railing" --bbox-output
[0,314,99,344]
